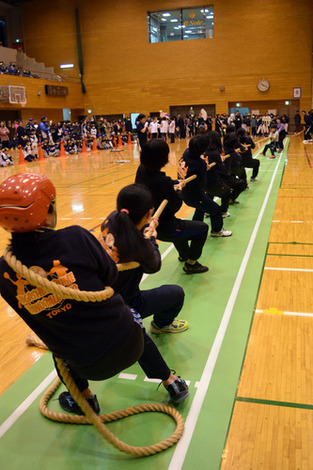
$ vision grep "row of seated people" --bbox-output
[0,61,35,78]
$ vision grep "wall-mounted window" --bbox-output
[148,6,214,43]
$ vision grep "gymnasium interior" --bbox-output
[0,1,312,469]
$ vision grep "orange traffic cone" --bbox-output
[81,138,88,155]
[61,156,66,170]
[128,132,132,145]
[118,133,123,148]
[18,145,25,165]
[38,143,45,161]
[92,137,98,153]
[113,135,117,148]
[60,139,66,157]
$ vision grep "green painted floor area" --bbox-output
[0,143,288,470]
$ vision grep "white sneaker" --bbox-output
[303,140,308,144]
[211,228,232,237]
[250,177,258,181]
[222,211,230,218]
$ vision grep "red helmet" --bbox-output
[0,173,56,233]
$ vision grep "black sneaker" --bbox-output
[183,261,209,274]
[58,391,100,415]
[166,377,189,404]
[178,256,187,262]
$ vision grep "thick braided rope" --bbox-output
[3,247,114,302]
[38,357,184,456]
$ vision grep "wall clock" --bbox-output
[257,79,270,92]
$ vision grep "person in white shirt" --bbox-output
[149,117,159,139]
[169,117,176,143]
[159,117,169,141]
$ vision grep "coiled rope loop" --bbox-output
[40,357,185,457]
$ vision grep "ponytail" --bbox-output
[114,184,154,261]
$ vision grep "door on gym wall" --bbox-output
[277,102,300,132]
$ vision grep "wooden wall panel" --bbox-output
[0,75,84,117]
[21,0,313,116]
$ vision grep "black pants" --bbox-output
[129,285,185,329]
[263,142,277,156]
[183,194,223,230]
[158,217,208,261]
[304,125,312,140]
[278,131,286,150]
[220,173,246,200]
[206,181,232,212]
[243,158,260,179]
[54,325,171,392]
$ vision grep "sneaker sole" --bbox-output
[150,325,189,334]
[183,267,209,274]
[171,391,189,403]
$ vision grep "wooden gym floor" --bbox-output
[0,133,312,469]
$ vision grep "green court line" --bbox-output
[267,253,313,258]
[181,145,289,470]
[236,396,313,410]
[281,186,313,189]
[269,241,313,246]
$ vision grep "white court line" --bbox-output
[255,308,313,317]
[272,220,306,223]
[169,152,283,470]
[0,370,57,439]
[278,311,313,317]
[118,373,137,380]
[265,267,313,273]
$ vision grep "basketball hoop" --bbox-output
[8,86,27,106]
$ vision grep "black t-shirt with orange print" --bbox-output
[0,225,137,367]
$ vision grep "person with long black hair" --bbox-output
[99,183,187,334]
[135,139,209,274]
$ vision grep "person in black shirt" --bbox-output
[100,183,187,334]
[16,120,28,148]
[234,111,242,131]
[222,131,248,195]
[236,128,259,181]
[135,139,209,274]
[0,173,189,414]
[136,114,149,149]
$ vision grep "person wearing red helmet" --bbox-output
[0,173,189,414]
